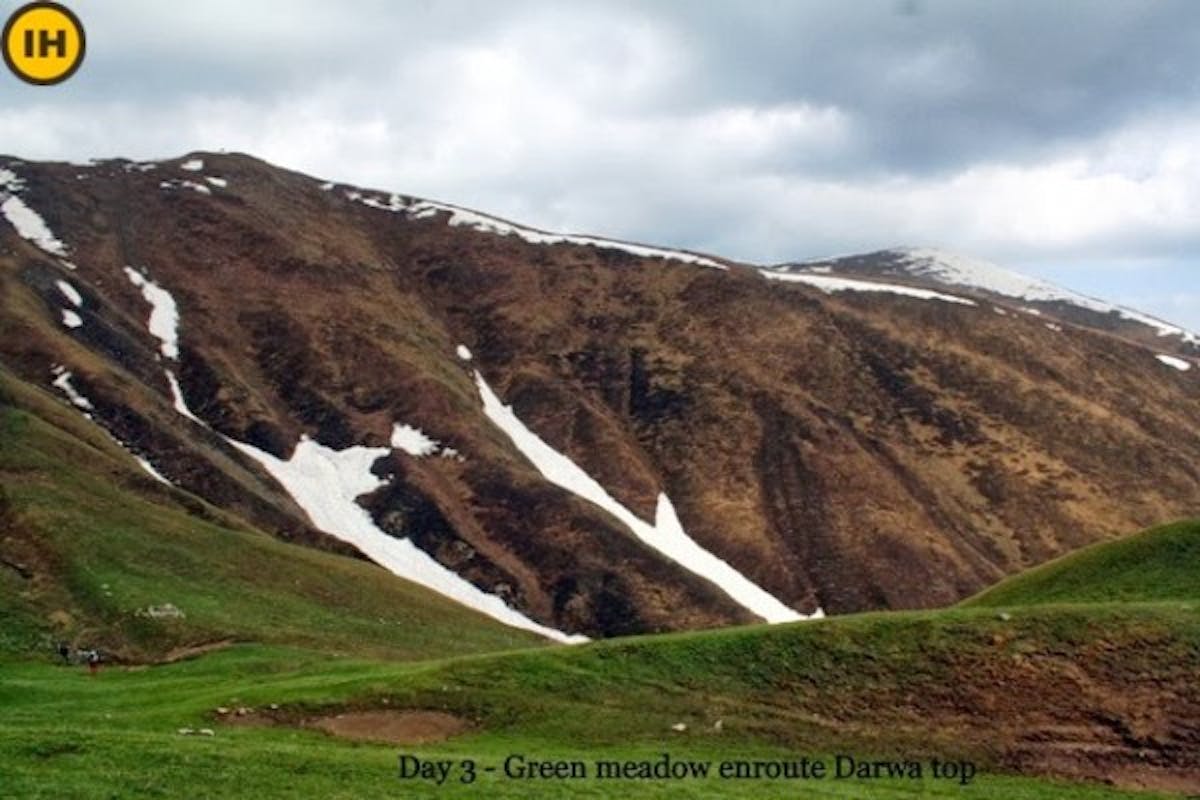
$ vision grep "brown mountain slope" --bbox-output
[1,152,1197,639]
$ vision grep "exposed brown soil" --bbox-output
[763,628,1200,793]
[160,639,236,663]
[220,706,473,746]
[306,710,472,745]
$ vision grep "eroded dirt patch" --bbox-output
[307,710,471,745]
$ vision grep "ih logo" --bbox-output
[3,2,86,85]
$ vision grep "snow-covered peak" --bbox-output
[888,248,1198,345]
[889,248,1078,303]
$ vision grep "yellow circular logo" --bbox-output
[3,2,85,86]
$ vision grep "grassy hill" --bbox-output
[0,369,543,661]
[963,519,1200,608]
[2,602,1195,798]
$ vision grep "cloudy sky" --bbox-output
[2,0,1198,327]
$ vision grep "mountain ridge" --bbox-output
[2,151,1197,641]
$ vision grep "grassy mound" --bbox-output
[3,602,1194,798]
[964,519,1200,608]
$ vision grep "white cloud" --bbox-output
[3,2,1198,330]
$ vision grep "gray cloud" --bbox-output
[1,0,1198,328]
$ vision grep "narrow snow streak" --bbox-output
[166,370,202,423]
[61,309,82,329]
[56,280,82,307]
[1156,355,1192,372]
[134,457,172,486]
[340,188,726,269]
[180,159,203,172]
[390,423,439,457]
[124,267,181,359]
[456,344,473,361]
[474,371,813,623]
[226,436,587,643]
[761,269,976,307]
[50,367,170,485]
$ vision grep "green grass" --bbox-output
[0,612,1184,799]
[964,518,1200,608]
[0,369,542,661]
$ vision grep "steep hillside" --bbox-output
[0,367,543,661]
[965,518,1200,607]
[2,152,1199,639]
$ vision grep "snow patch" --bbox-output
[390,423,439,457]
[1045,323,1063,332]
[456,344,473,361]
[761,270,976,307]
[1,195,70,257]
[225,435,585,643]
[892,248,1199,345]
[475,370,813,623]
[51,367,93,412]
[180,159,204,172]
[124,267,181,359]
[61,309,82,329]
[1156,355,1192,372]
[152,306,560,639]
[160,179,212,195]
[205,176,227,188]
[0,168,23,190]
[56,279,82,307]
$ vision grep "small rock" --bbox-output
[998,612,1012,621]
[670,723,687,732]
[138,603,185,620]
[215,707,230,715]
[713,720,723,732]
[177,728,193,736]
[235,707,250,716]
[198,729,214,737]
[268,703,279,711]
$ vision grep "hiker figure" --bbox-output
[86,650,101,676]
[57,642,71,665]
